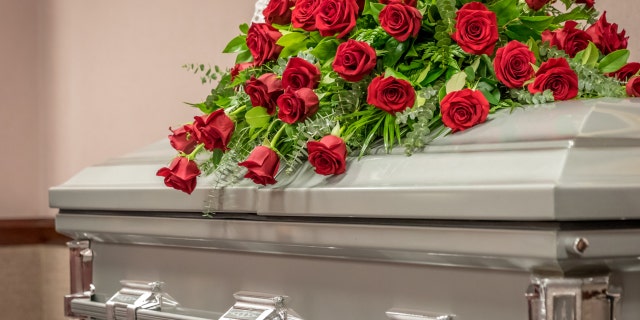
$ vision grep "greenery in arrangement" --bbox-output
[157,0,640,195]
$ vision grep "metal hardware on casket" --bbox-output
[526,274,621,320]
[219,291,304,320]
[386,308,455,320]
[64,240,95,318]
[105,280,180,320]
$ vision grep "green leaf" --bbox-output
[276,32,308,47]
[421,67,445,86]
[488,0,519,26]
[464,66,475,83]
[235,49,253,64]
[526,38,541,63]
[245,107,271,129]
[598,49,630,73]
[383,38,409,67]
[363,0,385,22]
[552,6,592,24]
[239,23,249,34]
[576,42,600,67]
[415,64,431,84]
[445,71,467,93]
[223,35,248,53]
[506,24,540,42]
[519,16,554,31]
[311,38,340,61]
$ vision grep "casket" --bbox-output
[51,98,640,320]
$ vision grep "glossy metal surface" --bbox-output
[49,98,640,221]
[55,214,640,273]
[386,308,454,320]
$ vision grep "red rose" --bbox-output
[626,76,640,97]
[263,0,295,25]
[246,23,283,66]
[380,0,417,6]
[440,89,490,132]
[168,124,198,154]
[192,109,235,151]
[525,0,551,10]
[493,40,536,88]
[575,0,594,8]
[230,62,255,81]
[586,12,628,55]
[307,135,347,175]
[239,146,280,185]
[541,21,592,58]
[292,0,320,31]
[367,75,416,114]
[156,157,200,194]
[528,58,579,101]
[245,73,284,115]
[277,88,319,124]
[314,0,359,39]
[332,39,377,82]
[282,57,321,90]
[606,62,640,81]
[451,2,499,55]
[379,3,422,42]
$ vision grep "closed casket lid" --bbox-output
[49,98,640,221]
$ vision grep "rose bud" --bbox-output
[528,58,579,101]
[168,124,198,154]
[494,40,536,88]
[451,2,499,55]
[367,75,416,114]
[541,21,592,58]
[332,39,377,82]
[277,88,320,124]
[440,89,490,132]
[230,62,255,81]
[575,0,594,8]
[239,146,280,185]
[606,62,640,81]
[586,12,628,55]
[246,23,283,66]
[282,57,321,90]
[307,135,347,175]
[156,157,200,194]
[379,2,422,42]
[315,0,359,39]
[626,76,640,97]
[245,73,284,115]
[525,0,551,10]
[263,0,295,25]
[192,109,235,151]
[292,0,320,31]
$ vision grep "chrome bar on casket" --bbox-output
[52,98,640,320]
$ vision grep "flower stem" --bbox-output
[270,123,287,150]
[186,143,205,161]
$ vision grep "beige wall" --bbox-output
[0,0,639,219]
[1,0,255,218]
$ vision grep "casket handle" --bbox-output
[64,239,95,318]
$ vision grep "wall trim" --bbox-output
[0,219,70,245]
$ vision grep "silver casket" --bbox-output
[51,98,640,320]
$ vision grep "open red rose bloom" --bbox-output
[159,0,637,193]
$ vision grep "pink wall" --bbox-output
[0,0,638,218]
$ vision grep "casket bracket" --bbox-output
[105,280,180,320]
[219,291,304,320]
[526,274,621,320]
[64,240,95,319]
